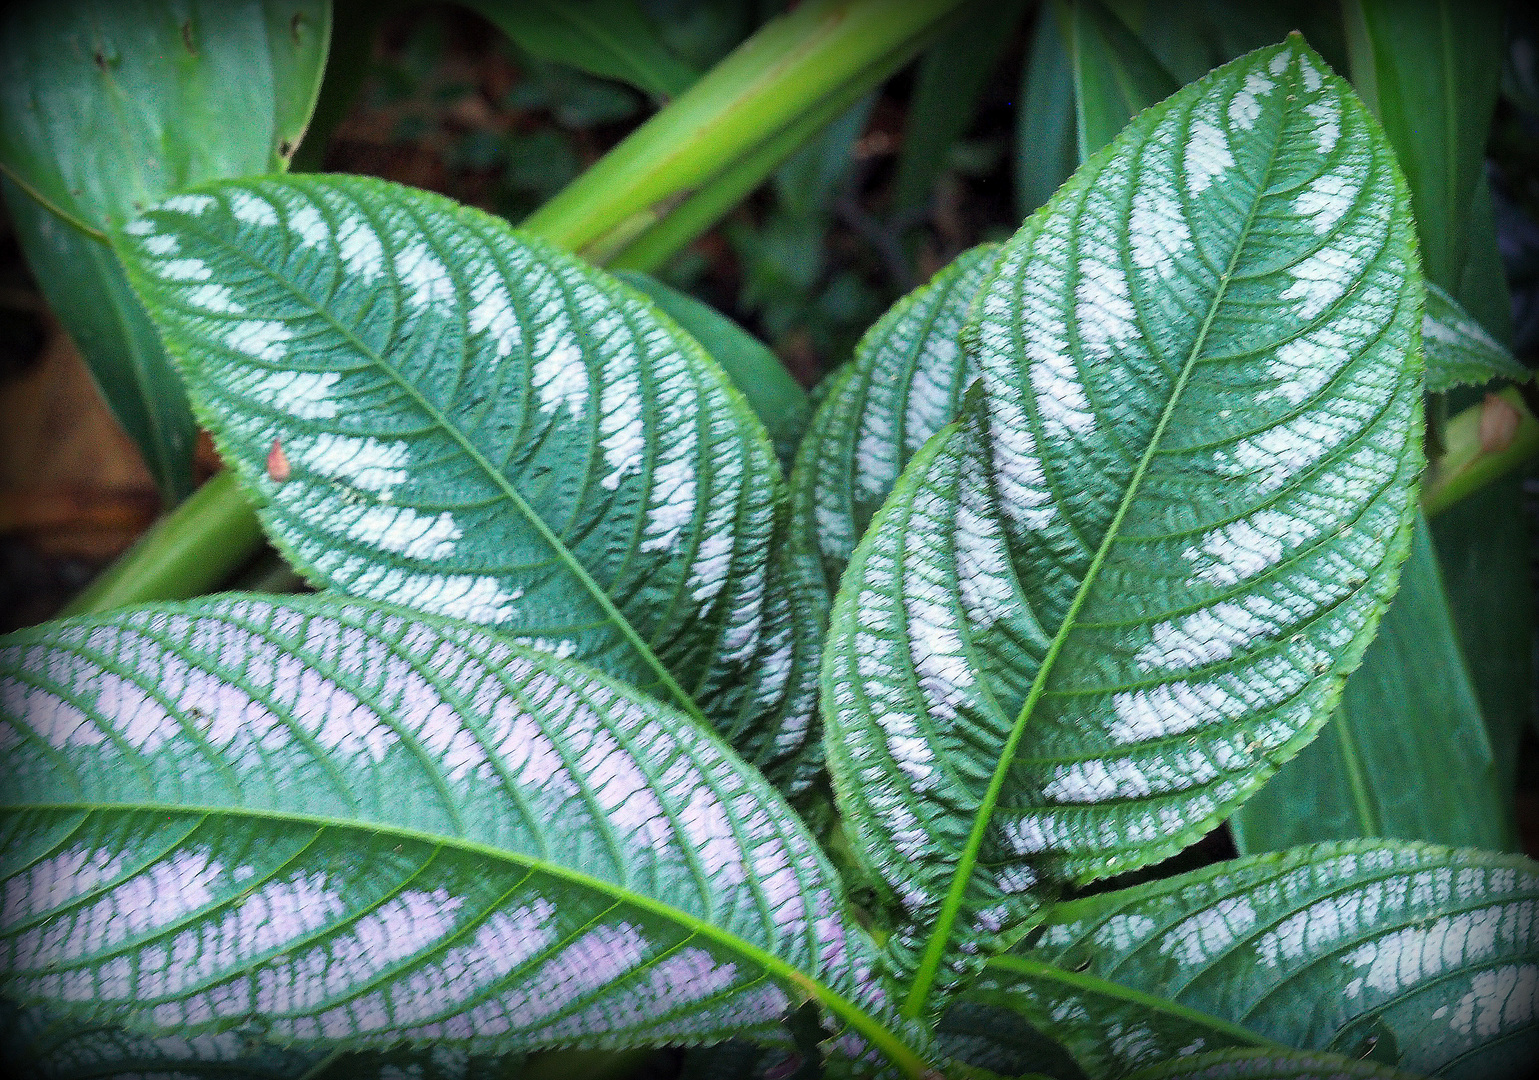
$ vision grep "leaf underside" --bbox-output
[0,596,902,1062]
[982,840,1539,1080]
[111,175,820,791]
[822,36,1424,1011]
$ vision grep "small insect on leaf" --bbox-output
[266,436,290,483]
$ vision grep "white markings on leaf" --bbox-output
[1185,116,1234,197]
[245,369,341,420]
[225,320,292,364]
[345,505,461,560]
[300,433,410,494]
[162,194,215,216]
[160,258,211,282]
[394,242,454,309]
[228,189,279,228]
[1228,72,1274,130]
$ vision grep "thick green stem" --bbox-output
[1422,387,1539,517]
[63,0,968,620]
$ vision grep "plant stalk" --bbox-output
[1421,386,1539,517]
[61,0,968,620]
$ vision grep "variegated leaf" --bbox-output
[975,841,1538,1079]
[789,243,999,588]
[1421,281,1529,392]
[109,176,819,791]
[823,37,1424,1015]
[0,595,928,1075]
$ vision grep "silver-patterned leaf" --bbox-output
[0,595,926,1073]
[977,841,1538,1079]
[822,37,1424,1014]
[789,243,999,588]
[109,175,818,790]
[1421,281,1530,392]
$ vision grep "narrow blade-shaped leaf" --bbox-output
[110,175,818,789]
[468,0,697,100]
[1126,1048,1430,1080]
[1229,515,1517,852]
[1060,0,1180,161]
[1421,282,1530,392]
[823,38,1424,1014]
[975,841,1539,1079]
[0,595,927,1074]
[1016,4,1078,217]
[790,243,1000,588]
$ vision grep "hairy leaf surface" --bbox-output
[823,38,1424,1013]
[975,841,1539,1079]
[0,595,920,1069]
[790,243,999,588]
[1420,282,1530,392]
[111,175,818,788]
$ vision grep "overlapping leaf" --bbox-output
[1421,282,1530,392]
[822,38,1424,1013]
[972,841,1539,1079]
[790,243,999,588]
[110,175,819,789]
[0,595,923,1071]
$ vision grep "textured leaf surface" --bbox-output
[1124,1048,1428,1080]
[822,38,1424,1012]
[1230,516,1516,853]
[0,595,920,1069]
[0,0,329,501]
[111,175,819,789]
[976,841,1539,1079]
[1420,283,1530,392]
[790,243,999,587]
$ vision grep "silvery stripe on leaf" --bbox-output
[110,175,818,791]
[1124,1047,1431,1080]
[0,595,897,1057]
[1421,281,1530,392]
[997,841,1539,1080]
[790,243,1000,588]
[823,37,1424,1010]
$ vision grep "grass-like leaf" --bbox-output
[977,841,1538,1079]
[110,176,819,790]
[0,595,925,1073]
[822,37,1424,1015]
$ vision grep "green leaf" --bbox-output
[1229,515,1518,853]
[0,595,929,1074]
[1124,1048,1429,1080]
[1421,282,1531,392]
[789,243,1000,588]
[1016,4,1078,217]
[468,0,698,101]
[109,174,820,791]
[1059,0,1180,161]
[822,38,1424,1015]
[976,841,1539,1079]
[1344,0,1504,292]
[0,0,330,503]
[1,178,199,503]
[614,270,811,469]
[892,0,1031,215]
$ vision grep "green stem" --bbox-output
[1421,386,1539,517]
[61,470,265,616]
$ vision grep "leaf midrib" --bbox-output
[902,75,1293,1017]
[163,188,707,724]
[7,798,928,1075]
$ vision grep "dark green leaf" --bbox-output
[467,0,698,100]
[1125,1048,1428,1080]
[1229,515,1519,853]
[1016,4,1078,217]
[1059,0,1179,160]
